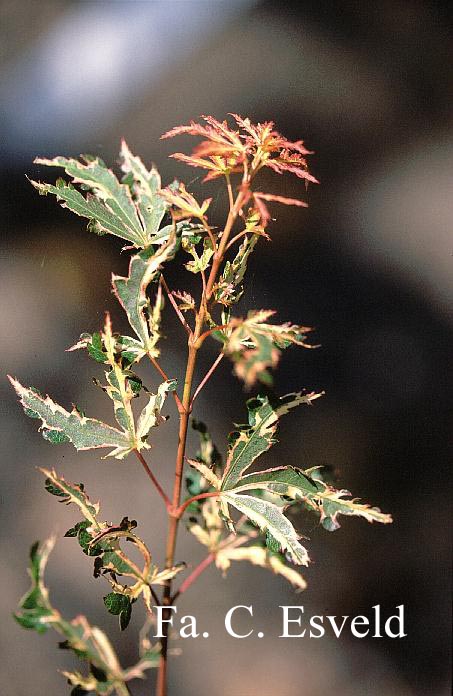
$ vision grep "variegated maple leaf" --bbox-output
[158,182,211,221]
[9,316,175,459]
[186,421,307,587]
[188,393,391,569]
[42,469,184,627]
[31,145,180,249]
[222,309,314,387]
[15,537,161,695]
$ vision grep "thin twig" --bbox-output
[134,450,172,511]
[171,553,215,602]
[195,326,229,346]
[200,267,207,296]
[225,174,234,211]
[147,353,183,412]
[175,491,220,518]
[190,353,224,406]
[225,229,250,251]
[160,276,192,336]
[150,585,162,607]
[201,218,217,250]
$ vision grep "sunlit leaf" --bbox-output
[32,155,147,247]
[8,376,131,459]
[14,537,56,633]
[136,379,176,443]
[221,392,322,491]
[216,545,307,591]
[41,468,101,529]
[221,493,310,566]
[119,139,167,238]
[112,232,179,355]
[159,182,211,221]
[301,480,393,531]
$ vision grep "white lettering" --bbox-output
[225,605,254,638]
[385,605,406,638]
[280,606,306,638]
[350,615,369,638]
[155,606,177,638]
[309,615,325,638]
[326,615,349,638]
[180,614,199,638]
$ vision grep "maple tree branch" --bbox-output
[195,326,228,347]
[157,183,249,696]
[157,311,203,696]
[171,553,215,602]
[225,229,249,251]
[149,586,161,607]
[174,491,221,518]
[201,218,217,250]
[146,353,183,412]
[160,276,192,336]
[225,173,234,210]
[190,352,224,406]
[204,188,247,301]
[133,450,172,511]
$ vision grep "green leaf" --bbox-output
[14,538,56,633]
[148,220,203,246]
[183,236,214,274]
[42,429,71,444]
[41,468,101,528]
[308,481,393,531]
[227,465,319,496]
[117,335,148,365]
[119,139,168,239]
[112,232,179,354]
[215,234,258,306]
[88,332,108,363]
[68,332,141,368]
[9,376,131,459]
[16,540,160,689]
[192,419,221,469]
[185,420,222,507]
[101,550,141,578]
[32,155,147,247]
[103,593,132,631]
[65,520,104,556]
[221,392,321,491]
[221,493,310,566]
[228,464,392,529]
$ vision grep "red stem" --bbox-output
[171,553,215,602]
[175,491,221,518]
[147,353,183,412]
[195,325,229,347]
[190,352,224,406]
[160,276,193,336]
[134,450,172,510]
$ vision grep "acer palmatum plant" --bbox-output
[10,115,392,696]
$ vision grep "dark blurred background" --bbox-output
[0,1,451,694]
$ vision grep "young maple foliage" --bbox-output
[10,114,392,696]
